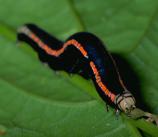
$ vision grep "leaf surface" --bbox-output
[0,0,158,136]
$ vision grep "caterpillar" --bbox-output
[17,24,136,114]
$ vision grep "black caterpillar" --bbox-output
[17,24,136,113]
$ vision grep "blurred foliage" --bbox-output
[0,0,158,137]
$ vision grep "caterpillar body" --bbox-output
[17,24,136,113]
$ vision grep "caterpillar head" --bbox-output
[115,92,136,114]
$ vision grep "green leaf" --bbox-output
[0,0,158,137]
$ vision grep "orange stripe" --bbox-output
[26,29,115,102]
[90,61,116,102]
[29,33,88,58]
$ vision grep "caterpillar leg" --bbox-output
[115,109,120,119]
[78,70,90,79]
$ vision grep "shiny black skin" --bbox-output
[17,24,124,105]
